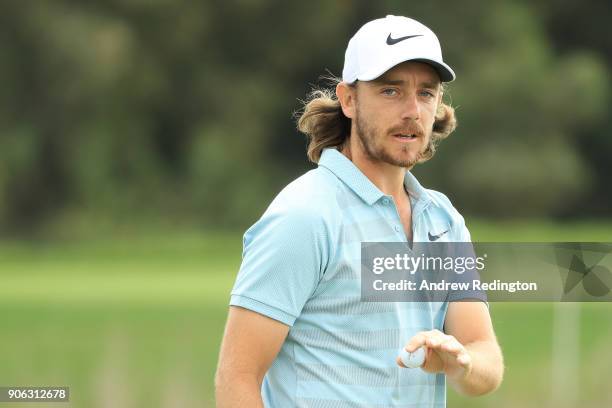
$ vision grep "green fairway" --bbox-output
[1,221,611,407]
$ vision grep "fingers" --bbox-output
[406,329,445,351]
[437,336,463,356]
[403,331,431,352]
[439,336,471,369]
[419,330,461,354]
[401,330,471,371]
[456,352,471,368]
[397,346,426,369]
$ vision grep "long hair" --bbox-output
[296,77,458,164]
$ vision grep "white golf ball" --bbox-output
[398,346,426,368]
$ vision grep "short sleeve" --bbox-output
[447,216,489,305]
[230,207,329,326]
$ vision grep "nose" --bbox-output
[401,93,420,121]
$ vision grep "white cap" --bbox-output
[342,15,455,83]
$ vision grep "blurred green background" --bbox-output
[1,1,611,407]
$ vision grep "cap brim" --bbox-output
[412,58,455,82]
[355,57,456,83]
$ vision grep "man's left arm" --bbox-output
[397,301,504,396]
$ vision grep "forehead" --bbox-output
[371,61,441,86]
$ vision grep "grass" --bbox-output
[0,220,611,407]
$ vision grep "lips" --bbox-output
[394,134,417,139]
[393,133,420,142]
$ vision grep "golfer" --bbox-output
[216,15,504,407]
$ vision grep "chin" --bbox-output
[393,150,420,165]
[384,153,419,168]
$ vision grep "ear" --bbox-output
[336,82,357,119]
[435,89,444,117]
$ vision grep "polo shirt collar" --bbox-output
[318,148,383,205]
[318,148,437,209]
[404,170,433,208]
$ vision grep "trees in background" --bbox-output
[0,1,608,234]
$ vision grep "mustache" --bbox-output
[388,123,425,136]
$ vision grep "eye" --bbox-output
[381,88,398,96]
[419,90,435,98]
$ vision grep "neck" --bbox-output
[340,139,408,200]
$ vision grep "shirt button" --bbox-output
[382,198,390,205]
[394,225,401,232]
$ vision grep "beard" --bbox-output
[354,105,430,168]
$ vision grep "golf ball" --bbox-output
[398,346,426,368]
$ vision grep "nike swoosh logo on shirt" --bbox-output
[428,230,449,241]
[386,33,423,45]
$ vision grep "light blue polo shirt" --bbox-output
[230,148,479,407]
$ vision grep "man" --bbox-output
[216,15,504,407]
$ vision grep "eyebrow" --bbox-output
[372,78,440,89]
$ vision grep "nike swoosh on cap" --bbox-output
[386,33,423,45]
[428,230,449,241]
